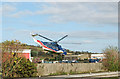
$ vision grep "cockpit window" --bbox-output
[42,42,59,51]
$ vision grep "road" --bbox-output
[49,71,119,77]
[39,71,119,79]
[2,71,120,79]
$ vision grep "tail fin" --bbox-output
[30,32,38,42]
[30,32,38,37]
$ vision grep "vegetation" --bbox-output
[102,46,119,71]
[2,53,37,78]
[49,71,106,76]
[49,72,67,76]
[0,45,2,78]
[118,52,120,71]
[2,40,37,78]
[1,39,100,77]
[0,40,97,64]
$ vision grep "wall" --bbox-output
[37,63,104,76]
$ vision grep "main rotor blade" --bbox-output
[60,42,81,45]
[38,34,53,42]
[57,35,68,42]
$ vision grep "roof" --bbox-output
[14,49,31,53]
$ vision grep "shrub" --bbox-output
[31,50,38,57]
[102,46,118,71]
[32,57,42,63]
[2,40,37,78]
[2,53,37,78]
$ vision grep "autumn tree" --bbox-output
[103,46,118,71]
[2,40,26,54]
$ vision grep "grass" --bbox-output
[49,72,67,76]
[69,70,107,75]
[48,70,110,76]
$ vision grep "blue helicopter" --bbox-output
[31,33,68,55]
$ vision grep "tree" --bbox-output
[2,40,26,54]
[102,46,118,71]
[0,43,2,64]
[2,40,37,78]
[118,52,120,71]
[0,46,2,73]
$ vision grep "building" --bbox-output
[64,54,90,60]
[20,49,32,62]
[13,49,32,62]
[91,54,105,59]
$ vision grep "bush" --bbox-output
[31,50,38,57]
[2,53,37,78]
[32,57,42,63]
[102,46,118,71]
[1,40,37,78]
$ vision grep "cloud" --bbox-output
[3,4,16,12]
[45,3,118,25]
[10,10,34,18]
[2,4,16,14]
[10,29,118,40]
[2,0,119,2]
[68,31,118,39]
[21,21,51,27]
[60,40,94,45]
[82,40,94,44]
[2,29,117,52]
[3,2,118,26]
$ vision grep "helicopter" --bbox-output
[31,33,68,55]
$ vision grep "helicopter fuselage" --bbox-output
[32,35,67,55]
[32,37,67,55]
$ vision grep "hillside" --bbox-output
[1,40,96,61]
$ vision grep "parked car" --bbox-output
[89,59,100,63]
[71,60,79,63]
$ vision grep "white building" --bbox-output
[91,54,105,59]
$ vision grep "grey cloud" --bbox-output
[68,31,118,39]
[3,2,118,26]
[46,3,118,25]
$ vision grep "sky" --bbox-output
[1,2,118,53]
